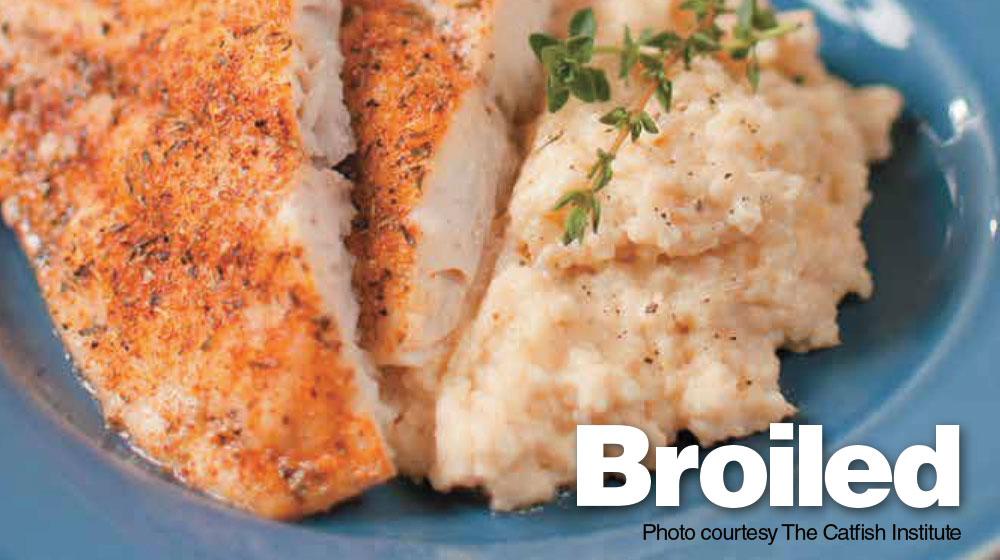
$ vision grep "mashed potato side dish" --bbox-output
[426,3,903,510]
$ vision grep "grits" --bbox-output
[426,1,903,510]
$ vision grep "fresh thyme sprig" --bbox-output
[530,0,802,245]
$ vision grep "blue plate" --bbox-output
[1,0,999,558]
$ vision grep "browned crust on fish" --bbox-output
[342,0,473,359]
[0,0,394,519]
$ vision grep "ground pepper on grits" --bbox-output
[425,2,903,510]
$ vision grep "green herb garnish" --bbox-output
[531,0,801,245]
[530,8,611,112]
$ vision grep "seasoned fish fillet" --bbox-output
[343,0,553,369]
[0,0,394,519]
[342,0,554,476]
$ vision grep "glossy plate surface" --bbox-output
[1,0,998,557]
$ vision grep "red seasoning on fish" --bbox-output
[0,0,394,519]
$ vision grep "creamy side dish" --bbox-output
[426,2,903,510]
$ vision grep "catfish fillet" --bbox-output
[341,0,552,476]
[343,0,553,369]
[0,0,394,519]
